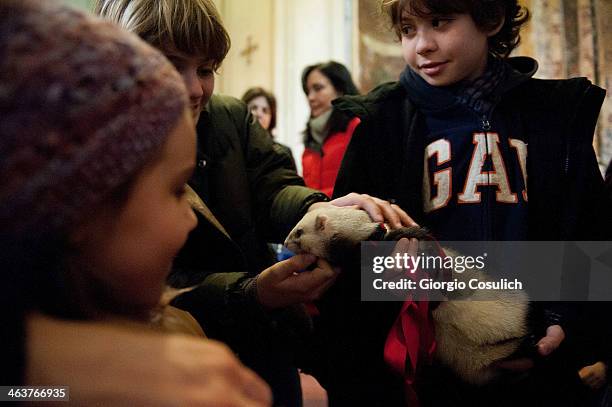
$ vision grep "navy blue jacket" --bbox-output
[334,59,609,241]
[316,58,609,406]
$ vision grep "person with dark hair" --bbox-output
[242,86,297,171]
[316,0,611,405]
[301,61,361,197]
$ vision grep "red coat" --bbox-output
[302,117,360,197]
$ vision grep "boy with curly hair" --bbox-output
[326,0,610,404]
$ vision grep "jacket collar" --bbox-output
[333,56,538,120]
[500,56,538,92]
[397,56,537,116]
[185,185,230,239]
[333,81,406,121]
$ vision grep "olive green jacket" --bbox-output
[170,94,327,370]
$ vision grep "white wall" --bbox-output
[214,0,275,97]
[217,0,355,174]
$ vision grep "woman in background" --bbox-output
[242,87,296,170]
[301,61,360,197]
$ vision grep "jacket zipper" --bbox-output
[481,116,491,132]
[481,115,492,241]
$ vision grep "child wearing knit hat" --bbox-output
[1,0,194,320]
[1,1,271,405]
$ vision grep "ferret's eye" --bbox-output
[296,228,303,238]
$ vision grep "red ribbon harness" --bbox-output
[383,238,448,406]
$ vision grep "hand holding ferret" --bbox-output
[255,254,340,309]
[494,324,566,372]
[309,192,417,229]
[381,237,420,287]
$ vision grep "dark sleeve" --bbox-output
[333,119,375,199]
[272,142,297,172]
[169,210,312,357]
[169,209,271,325]
[171,271,268,329]
[565,83,611,240]
[544,83,609,342]
[597,302,612,368]
[172,271,313,371]
[240,108,328,239]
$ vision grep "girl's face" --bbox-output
[305,69,339,118]
[247,95,272,130]
[72,110,198,318]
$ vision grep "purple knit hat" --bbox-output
[0,0,188,237]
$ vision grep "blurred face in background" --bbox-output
[305,69,338,118]
[247,95,272,130]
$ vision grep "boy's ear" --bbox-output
[486,16,505,37]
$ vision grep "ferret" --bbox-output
[285,206,531,385]
[286,205,428,266]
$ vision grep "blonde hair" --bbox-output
[95,0,230,70]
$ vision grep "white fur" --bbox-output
[284,206,377,258]
[432,278,529,384]
[285,207,530,385]
[428,248,530,384]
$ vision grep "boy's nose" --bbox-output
[183,69,204,101]
[415,31,437,55]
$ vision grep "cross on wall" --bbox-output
[240,35,259,65]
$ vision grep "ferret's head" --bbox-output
[284,206,377,263]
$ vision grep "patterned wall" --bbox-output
[515,0,612,169]
[357,0,404,92]
[357,0,612,168]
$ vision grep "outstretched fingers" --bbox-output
[330,192,417,228]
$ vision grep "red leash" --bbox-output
[383,237,448,406]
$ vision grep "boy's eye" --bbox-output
[197,67,213,77]
[431,18,452,28]
[400,24,415,36]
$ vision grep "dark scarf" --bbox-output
[399,55,508,117]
